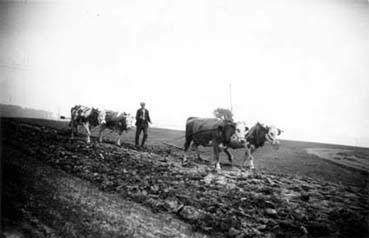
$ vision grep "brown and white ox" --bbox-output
[183,117,282,170]
[242,122,283,170]
[70,105,134,145]
[97,110,134,145]
[70,105,103,143]
[183,117,248,170]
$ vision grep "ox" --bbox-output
[70,105,103,144]
[70,105,134,145]
[97,110,134,146]
[183,117,248,170]
[242,122,283,170]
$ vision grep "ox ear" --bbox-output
[277,129,283,135]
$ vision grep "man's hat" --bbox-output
[140,102,146,106]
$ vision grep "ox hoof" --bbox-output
[244,166,254,172]
[247,168,256,175]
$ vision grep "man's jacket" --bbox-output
[135,108,151,126]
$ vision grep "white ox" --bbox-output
[97,110,134,145]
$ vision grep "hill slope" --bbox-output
[2,118,368,238]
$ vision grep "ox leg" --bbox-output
[98,125,105,143]
[249,155,255,170]
[191,143,202,160]
[70,119,79,139]
[70,120,75,139]
[224,148,234,167]
[83,122,91,144]
[183,137,192,164]
[243,148,255,170]
[213,142,221,170]
[242,148,250,169]
[116,130,123,146]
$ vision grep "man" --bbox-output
[135,102,151,147]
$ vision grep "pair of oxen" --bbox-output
[183,117,283,170]
[69,105,134,146]
[69,105,282,170]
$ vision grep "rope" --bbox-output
[162,142,183,150]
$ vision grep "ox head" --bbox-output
[246,122,283,148]
[97,109,106,125]
[265,125,283,145]
[124,113,135,129]
[231,121,249,144]
[114,112,134,130]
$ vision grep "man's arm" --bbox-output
[135,109,140,121]
[146,110,151,123]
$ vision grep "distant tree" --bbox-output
[213,108,233,121]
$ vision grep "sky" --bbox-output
[1,0,369,147]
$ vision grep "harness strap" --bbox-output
[192,128,219,136]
